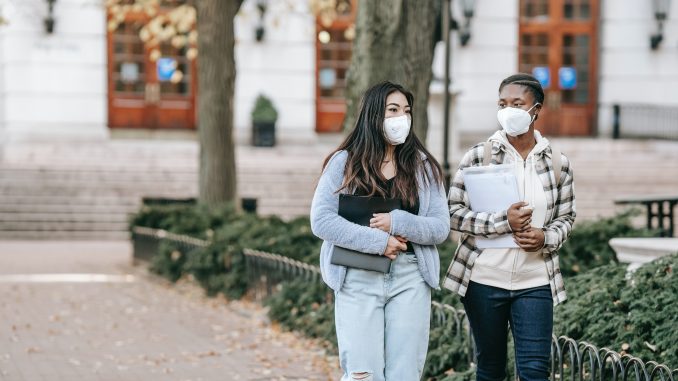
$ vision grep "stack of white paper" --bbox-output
[463,164,519,249]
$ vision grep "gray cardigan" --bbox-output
[310,150,450,291]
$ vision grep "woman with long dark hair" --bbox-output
[310,81,450,380]
[444,73,576,381]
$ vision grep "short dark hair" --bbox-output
[499,73,545,105]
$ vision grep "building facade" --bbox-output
[0,0,676,152]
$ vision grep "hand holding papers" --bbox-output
[463,164,520,249]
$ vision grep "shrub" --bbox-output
[251,94,278,124]
[265,278,336,348]
[424,315,473,380]
[130,202,237,240]
[554,253,678,367]
[557,209,659,277]
[170,213,317,299]
[149,240,190,282]
[136,204,322,299]
[182,238,248,299]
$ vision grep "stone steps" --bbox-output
[0,212,130,223]
[0,230,130,240]
[0,204,133,214]
[0,194,141,206]
[0,221,128,232]
[1,138,676,239]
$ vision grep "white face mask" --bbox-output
[383,114,411,145]
[497,103,540,137]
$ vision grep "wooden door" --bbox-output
[519,0,598,136]
[315,1,356,133]
[108,17,150,129]
[107,3,196,130]
[154,40,196,129]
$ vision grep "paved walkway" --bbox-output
[0,241,340,381]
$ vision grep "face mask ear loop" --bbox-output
[528,102,541,124]
[527,103,541,113]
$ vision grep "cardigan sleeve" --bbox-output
[310,151,391,255]
[389,162,451,245]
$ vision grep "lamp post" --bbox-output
[650,0,671,49]
[442,0,452,188]
[44,0,56,34]
[441,0,475,188]
[459,0,475,46]
[255,0,267,42]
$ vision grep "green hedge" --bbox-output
[134,204,654,282]
[140,204,322,299]
[554,253,677,366]
[557,209,659,276]
[135,204,658,292]
[266,278,336,348]
[132,203,674,377]
[149,240,189,282]
[130,203,237,240]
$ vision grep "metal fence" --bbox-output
[612,104,678,140]
[133,229,678,381]
[243,248,322,299]
[131,227,209,262]
[550,336,677,381]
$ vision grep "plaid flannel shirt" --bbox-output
[442,140,576,305]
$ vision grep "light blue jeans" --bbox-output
[334,253,431,381]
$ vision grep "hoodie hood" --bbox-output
[488,129,551,159]
[486,129,551,219]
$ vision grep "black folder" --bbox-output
[330,194,401,273]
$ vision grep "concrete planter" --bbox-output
[252,121,276,147]
[132,229,159,263]
[609,237,678,271]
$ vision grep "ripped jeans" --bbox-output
[334,252,431,381]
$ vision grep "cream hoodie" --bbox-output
[469,130,550,290]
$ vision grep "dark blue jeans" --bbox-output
[462,281,553,381]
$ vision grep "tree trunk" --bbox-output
[344,0,439,141]
[196,0,243,205]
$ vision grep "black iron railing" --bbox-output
[612,104,678,140]
[133,229,678,381]
[551,336,677,381]
[131,227,209,262]
[431,300,476,366]
[243,248,322,298]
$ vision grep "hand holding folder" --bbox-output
[462,164,520,249]
[330,195,401,273]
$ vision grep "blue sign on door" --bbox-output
[532,66,550,89]
[157,58,177,82]
[559,67,577,89]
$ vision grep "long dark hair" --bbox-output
[322,81,443,207]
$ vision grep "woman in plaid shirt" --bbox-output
[443,73,576,381]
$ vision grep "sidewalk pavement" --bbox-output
[0,241,341,381]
